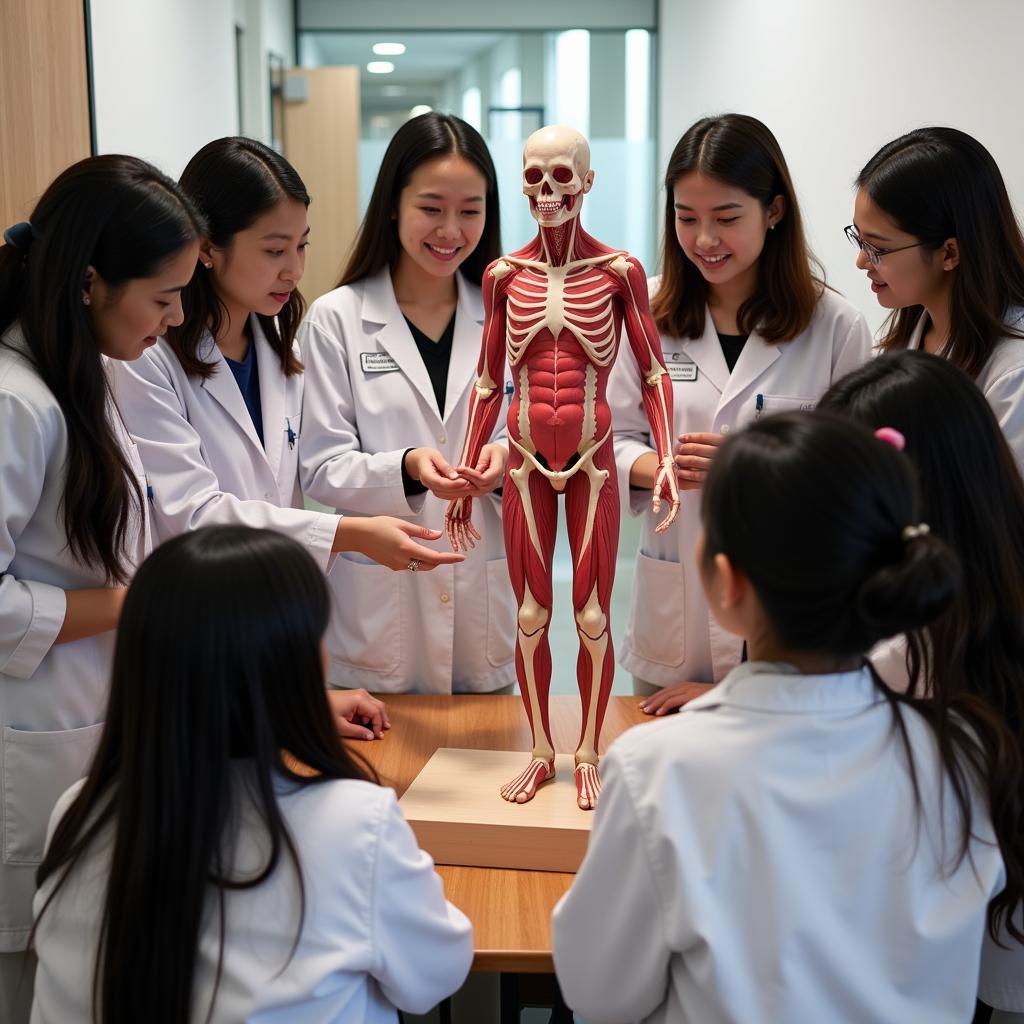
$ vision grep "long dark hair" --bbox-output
[0,155,204,582]
[339,112,501,289]
[857,127,1024,376]
[702,411,1023,943]
[169,137,308,379]
[652,113,823,342]
[33,527,371,1024]
[820,351,1024,937]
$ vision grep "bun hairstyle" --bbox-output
[700,410,959,656]
[702,409,1024,945]
[819,351,1024,722]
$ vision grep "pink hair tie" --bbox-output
[874,427,906,451]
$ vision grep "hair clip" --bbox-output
[901,523,930,542]
[874,426,906,451]
[2,221,35,251]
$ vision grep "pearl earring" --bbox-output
[82,293,91,306]
[204,261,213,269]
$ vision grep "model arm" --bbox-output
[616,257,679,531]
[445,260,510,552]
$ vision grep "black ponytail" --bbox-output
[703,411,1023,942]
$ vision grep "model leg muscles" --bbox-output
[565,437,619,809]
[501,446,560,803]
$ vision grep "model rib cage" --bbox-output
[504,261,620,368]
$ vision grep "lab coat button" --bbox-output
[440,591,450,603]
[720,424,730,434]
[439,434,447,444]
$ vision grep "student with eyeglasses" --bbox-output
[846,126,1024,470]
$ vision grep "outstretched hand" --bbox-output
[339,517,464,571]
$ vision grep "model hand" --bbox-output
[445,495,481,553]
[337,517,465,571]
[327,688,391,740]
[652,455,680,532]
[673,432,725,491]
[453,442,508,496]
[405,447,472,500]
[639,682,715,716]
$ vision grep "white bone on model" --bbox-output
[446,125,679,810]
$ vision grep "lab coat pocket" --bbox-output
[2,721,104,865]
[630,551,686,667]
[329,554,402,673]
[485,558,516,668]
[756,394,817,415]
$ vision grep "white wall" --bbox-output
[657,0,1024,332]
[91,0,294,177]
[90,0,238,177]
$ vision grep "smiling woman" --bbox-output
[296,112,519,695]
[607,113,872,709]
[104,136,463,592]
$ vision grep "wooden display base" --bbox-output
[399,748,593,873]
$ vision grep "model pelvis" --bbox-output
[446,125,679,810]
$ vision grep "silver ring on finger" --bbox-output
[407,558,421,572]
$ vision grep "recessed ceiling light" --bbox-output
[366,61,395,74]
[410,105,432,117]
[373,42,406,56]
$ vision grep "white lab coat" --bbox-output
[107,317,338,570]
[0,325,150,952]
[907,306,1024,475]
[298,268,516,693]
[609,285,872,686]
[870,634,1024,1013]
[552,662,1004,1024]
[31,771,473,1023]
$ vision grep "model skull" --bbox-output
[522,125,595,227]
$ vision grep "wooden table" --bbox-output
[355,694,649,974]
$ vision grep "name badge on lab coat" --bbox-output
[667,362,698,382]
[360,352,400,373]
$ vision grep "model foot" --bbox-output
[501,757,556,803]
[575,762,601,810]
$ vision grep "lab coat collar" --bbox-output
[198,316,270,461]
[361,267,444,425]
[907,311,926,351]
[718,326,782,410]
[253,316,287,484]
[679,311,731,395]
[684,660,881,715]
[442,275,486,423]
[679,307,783,408]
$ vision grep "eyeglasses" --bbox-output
[843,225,926,266]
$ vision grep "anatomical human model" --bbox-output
[446,126,679,810]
